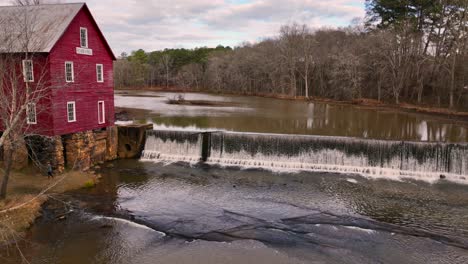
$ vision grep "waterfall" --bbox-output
[142,130,468,183]
[141,130,202,163]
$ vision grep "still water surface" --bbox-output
[6,160,468,263]
[115,91,468,142]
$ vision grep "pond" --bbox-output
[115,91,468,142]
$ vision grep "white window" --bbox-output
[65,62,74,82]
[22,60,34,82]
[96,64,104,82]
[98,101,105,124]
[26,103,37,124]
[80,27,88,48]
[67,101,76,122]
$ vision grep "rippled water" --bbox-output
[6,160,468,263]
[115,91,468,142]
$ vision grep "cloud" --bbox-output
[0,0,365,54]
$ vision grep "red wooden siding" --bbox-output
[48,6,115,136]
[0,54,55,136]
[28,55,55,136]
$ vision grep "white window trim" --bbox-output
[98,100,105,124]
[96,64,104,83]
[22,59,34,82]
[65,61,74,83]
[67,101,76,123]
[26,103,37,124]
[80,27,88,48]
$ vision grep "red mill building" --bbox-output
[0,3,119,171]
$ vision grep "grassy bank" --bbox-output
[0,168,99,242]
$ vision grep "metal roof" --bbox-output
[0,3,85,53]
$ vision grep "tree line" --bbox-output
[114,46,232,89]
[115,0,468,109]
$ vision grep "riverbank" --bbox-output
[116,87,468,122]
[0,168,99,243]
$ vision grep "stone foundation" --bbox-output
[26,135,65,173]
[5,126,119,173]
[105,126,118,160]
[63,126,119,171]
[2,125,149,173]
[63,131,95,170]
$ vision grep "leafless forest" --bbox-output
[115,1,468,110]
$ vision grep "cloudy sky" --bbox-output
[0,0,365,55]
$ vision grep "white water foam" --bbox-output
[115,120,135,125]
[90,215,166,236]
[346,179,358,184]
[344,226,377,235]
[151,124,226,132]
[142,130,468,185]
[141,130,202,163]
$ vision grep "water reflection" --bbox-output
[115,91,468,142]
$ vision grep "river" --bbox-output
[115,91,468,142]
[3,91,468,263]
[5,160,468,263]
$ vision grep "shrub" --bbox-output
[84,180,95,188]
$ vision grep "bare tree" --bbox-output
[12,0,41,5]
[278,24,302,97]
[160,54,173,89]
[296,25,315,98]
[12,0,60,5]
[447,0,467,109]
[176,63,203,90]
[0,6,51,199]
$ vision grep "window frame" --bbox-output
[65,61,74,83]
[96,64,104,83]
[98,100,105,124]
[26,103,37,124]
[67,101,76,123]
[80,27,88,48]
[22,59,34,82]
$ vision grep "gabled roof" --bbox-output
[0,3,116,59]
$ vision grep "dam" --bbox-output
[142,130,468,184]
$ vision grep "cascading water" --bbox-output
[142,130,468,183]
[141,130,202,163]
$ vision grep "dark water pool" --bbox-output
[5,160,468,263]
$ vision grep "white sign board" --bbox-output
[76,47,93,56]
